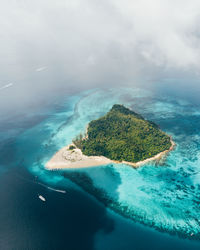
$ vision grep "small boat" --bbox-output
[38,195,46,202]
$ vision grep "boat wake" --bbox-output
[37,181,66,193]
[14,173,67,194]
[0,83,13,91]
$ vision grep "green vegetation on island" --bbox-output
[69,145,76,150]
[73,104,172,163]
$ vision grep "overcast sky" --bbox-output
[1,0,200,114]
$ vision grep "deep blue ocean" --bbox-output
[1,86,200,250]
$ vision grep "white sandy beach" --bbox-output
[45,144,112,170]
[45,138,175,170]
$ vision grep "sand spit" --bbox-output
[45,144,112,170]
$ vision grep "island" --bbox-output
[46,104,175,170]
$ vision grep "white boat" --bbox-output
[38,195,46,202]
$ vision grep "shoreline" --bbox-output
[121,137,175,168]
[45,137,176,170]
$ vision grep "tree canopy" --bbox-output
[74,104,171,163]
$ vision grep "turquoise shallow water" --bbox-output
[14,87,200,240]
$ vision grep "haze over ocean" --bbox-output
[1,85,200,250]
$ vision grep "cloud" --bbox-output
[0,0,200,115]
[111,0,200,69]
[1,0,200,75]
